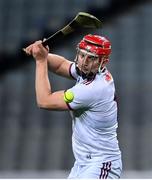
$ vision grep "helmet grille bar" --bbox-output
[84,39,103,47]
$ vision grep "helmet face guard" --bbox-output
[75,48,99,80]
[75,34,111,80]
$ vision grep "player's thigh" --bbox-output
[68,162,100,179]
[68,162,79,179]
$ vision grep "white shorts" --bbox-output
[68,159,122,179]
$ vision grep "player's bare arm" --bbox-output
[24,43,73,79]
[47,53,73,79]
[24,41,69,111]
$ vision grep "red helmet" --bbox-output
[78,34,111,56]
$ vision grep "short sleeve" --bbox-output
[66,83,94,110]
[69,63,78,80]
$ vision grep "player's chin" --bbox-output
[82,70,89,75]
[81,68,90,73]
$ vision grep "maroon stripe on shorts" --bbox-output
[99,161,111,179]
[99,162,105,179]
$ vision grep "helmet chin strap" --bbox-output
[98,58,105,74]
[98,63,102,74]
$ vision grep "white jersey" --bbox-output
[67,63,121,165]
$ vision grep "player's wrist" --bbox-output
[36,59,47,65]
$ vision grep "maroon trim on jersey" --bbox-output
[66,102,73,110]
[99,161,111,179]
[69,63,77,80]
[83,75,95,85]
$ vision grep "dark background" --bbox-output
[0,0,152,178]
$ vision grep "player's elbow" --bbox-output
[36,98,50,109]
[37,102,45,109]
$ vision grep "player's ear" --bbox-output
[98,57,102,64]
[99,56,109,68]
[104,58,109,64]
[102,56,109,66]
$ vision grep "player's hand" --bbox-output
[24,41,49,62]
